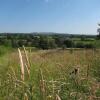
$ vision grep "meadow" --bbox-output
[0,47,100,100]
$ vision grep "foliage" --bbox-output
[0,33,97,49]
[63,39,74,48]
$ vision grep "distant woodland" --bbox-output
[0,33,99,49]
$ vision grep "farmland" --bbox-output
[0,46,100,100]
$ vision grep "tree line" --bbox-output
[0,33,96,49]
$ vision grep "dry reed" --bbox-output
[18,48,24,81]
[23,45,30,77]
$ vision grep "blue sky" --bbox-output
[0,0,100,34]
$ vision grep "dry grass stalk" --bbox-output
[24,93,28,100]
[10,66,17,88]
[51,79,55,95]
[70,92,77,97]
[18,48,24,81]
[39,69,46,99]
[87,64,90,79]
[23,45,30,76]
[55,94,61,100]
[10,66,17,80]
[25,64,30,77]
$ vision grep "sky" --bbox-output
[0,0,100,34]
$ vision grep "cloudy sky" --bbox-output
[0,0,100,34]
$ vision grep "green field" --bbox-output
[0,47,100,100]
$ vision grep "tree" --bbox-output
[38,36,56,49]
[64,39,74,48]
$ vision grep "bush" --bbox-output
[75,42,85,48]
[39,36,57,49]
[84,43,95,48]
[64,39,74,48]
[75,42,95,48]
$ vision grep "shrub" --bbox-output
[75,42,85,48]
[75,42,95,48]
[64,39,74,48]
[84,43,95,48]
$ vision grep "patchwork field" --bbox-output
[0,48,100,100]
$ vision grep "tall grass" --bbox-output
[0,48,100,99]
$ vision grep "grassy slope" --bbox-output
[0,48,100,99]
